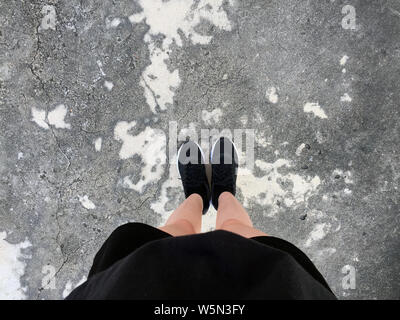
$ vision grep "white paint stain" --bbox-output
[139,45,181,113]
[0,232,31,300]
[104,80,114,91]
[17,152,24,160]
[40,5,57,31]
[78,195,96,210]
[32,105,71,130]
[94,137,102,152]
[47,104,71,129]
[304,102,328,119]
[333,169,354,184]
[296,143,306,156]
[151,153,181,222]
[266,86,278,104]
[114,121,166,193]
[96,60,106,76]
[236,158,321,216]
[340,93,352,102]
[305,223,331,247]
[62,281,73,299]
[343,188,352,195]
[129,0,234,113]
[31,107,49,129]
[106,17,121,29]
[340,55,349,66]
[130,0,234,49]
[201,108,223,125]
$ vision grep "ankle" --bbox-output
[218,191,234,203]
[187,193,204,211]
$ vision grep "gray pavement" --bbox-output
[0,0,399,299]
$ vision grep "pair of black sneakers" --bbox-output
[177,137,239,214]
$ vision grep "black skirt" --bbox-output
[66,223,336,300]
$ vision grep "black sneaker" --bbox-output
[177,141,211,214]
[210,137,239,210]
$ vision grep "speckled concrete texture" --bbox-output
[0,0,399,299]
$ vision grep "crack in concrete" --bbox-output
[45,117,71,173]
[79,127,106,134]
[28,22,48,97]
[134,196,152,211]
[140,74,161,112]
[36,238,88,299]
[33,116,74,299]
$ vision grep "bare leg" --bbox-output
[216,192,268,238]
[158,193,203,236]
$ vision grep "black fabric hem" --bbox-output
[88,222,172,278]
[88,222,332,295]
[250,235,333,293]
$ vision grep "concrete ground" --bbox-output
[0,0,399,300]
